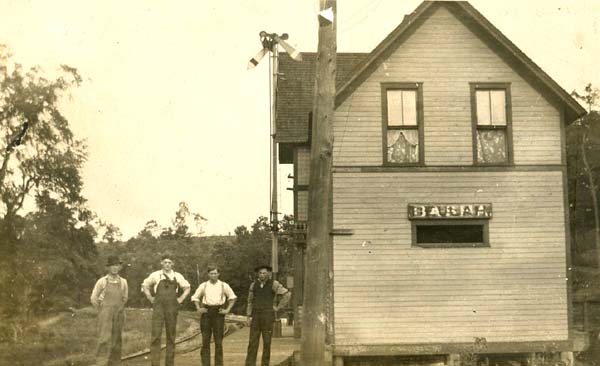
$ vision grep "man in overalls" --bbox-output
[142,253,191,366]
[191,264,237,366]
[245,265,291,366]
[90,255,129,366]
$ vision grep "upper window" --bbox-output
[471,83,513,165]
[382,83,423,165]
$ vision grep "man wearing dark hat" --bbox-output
[142,253,191,366]
[244,265,291,366]
[90,255,129,366]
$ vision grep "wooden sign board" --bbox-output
[408,203,492,220]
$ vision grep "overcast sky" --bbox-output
[0,0,598,239]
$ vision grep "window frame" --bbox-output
[411,219,490,248]
[381,82,424,166]
[470,82,514,166]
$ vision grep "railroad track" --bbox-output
[122,313,248,361]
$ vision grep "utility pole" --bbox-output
[301,0,336,365]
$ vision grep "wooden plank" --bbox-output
[334,324,567,333]
[336,293,566,300]
[334,335,570,344]
[333,280,566,288]
[334,335,569,343]
[333,256,567,263]
[333,269,566,276]
[334,292,565,300]
[334,310,567,318]
[331,341,572,356]
[334,313,568,321]
[335,293,566,301]
[334,240,567,247]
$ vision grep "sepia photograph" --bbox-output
[0,0,599,365]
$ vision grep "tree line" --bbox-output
[0,46,294,342]
[98,212,294,314]
[568,84,600,268]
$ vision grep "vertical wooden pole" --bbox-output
[583,301,590,331]
[271,43,280,280]
[447,354,461,366]
[526,353,538,366]
[301,0,336,364]
[560,352,573,366]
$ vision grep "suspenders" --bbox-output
[200,281,226,305]
[161,272,179,292]
[99,276,124,301]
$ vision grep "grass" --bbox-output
[0,307,200,366]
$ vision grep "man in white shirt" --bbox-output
[191,265,237,366]
[142,253,191,366]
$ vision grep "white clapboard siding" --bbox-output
[333,6,561,166]
[332,170,568,345]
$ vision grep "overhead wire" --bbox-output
[339,0,386,34]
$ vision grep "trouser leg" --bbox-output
[164,301,178,366]
[200,312,212,366]
[260,312,274,366]
[151,303,165,366]
[96,307,112,366]
[108,309,124,366]
[245,313,262,366]
[214,313,225,366]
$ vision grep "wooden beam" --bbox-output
[330,229,353,236]
[583,301,590,332]
[560,352,574,366]
[333,340,573,356]
[447,354,461,366]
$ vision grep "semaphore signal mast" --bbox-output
[247,31,302,279]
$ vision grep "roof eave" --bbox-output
[335,1,435,108]
[454,2,586,123]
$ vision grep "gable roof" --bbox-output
[276,1,586,144]
[337,1,586,121]
[276,52,367,144]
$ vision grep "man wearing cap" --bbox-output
[244,265,291,366]
[191,265,237,366]
[142,253,191,366]
[90,255,128,366]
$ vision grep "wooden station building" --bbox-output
[275,1,586,364]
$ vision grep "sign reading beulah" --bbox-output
[408,204,493,220]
